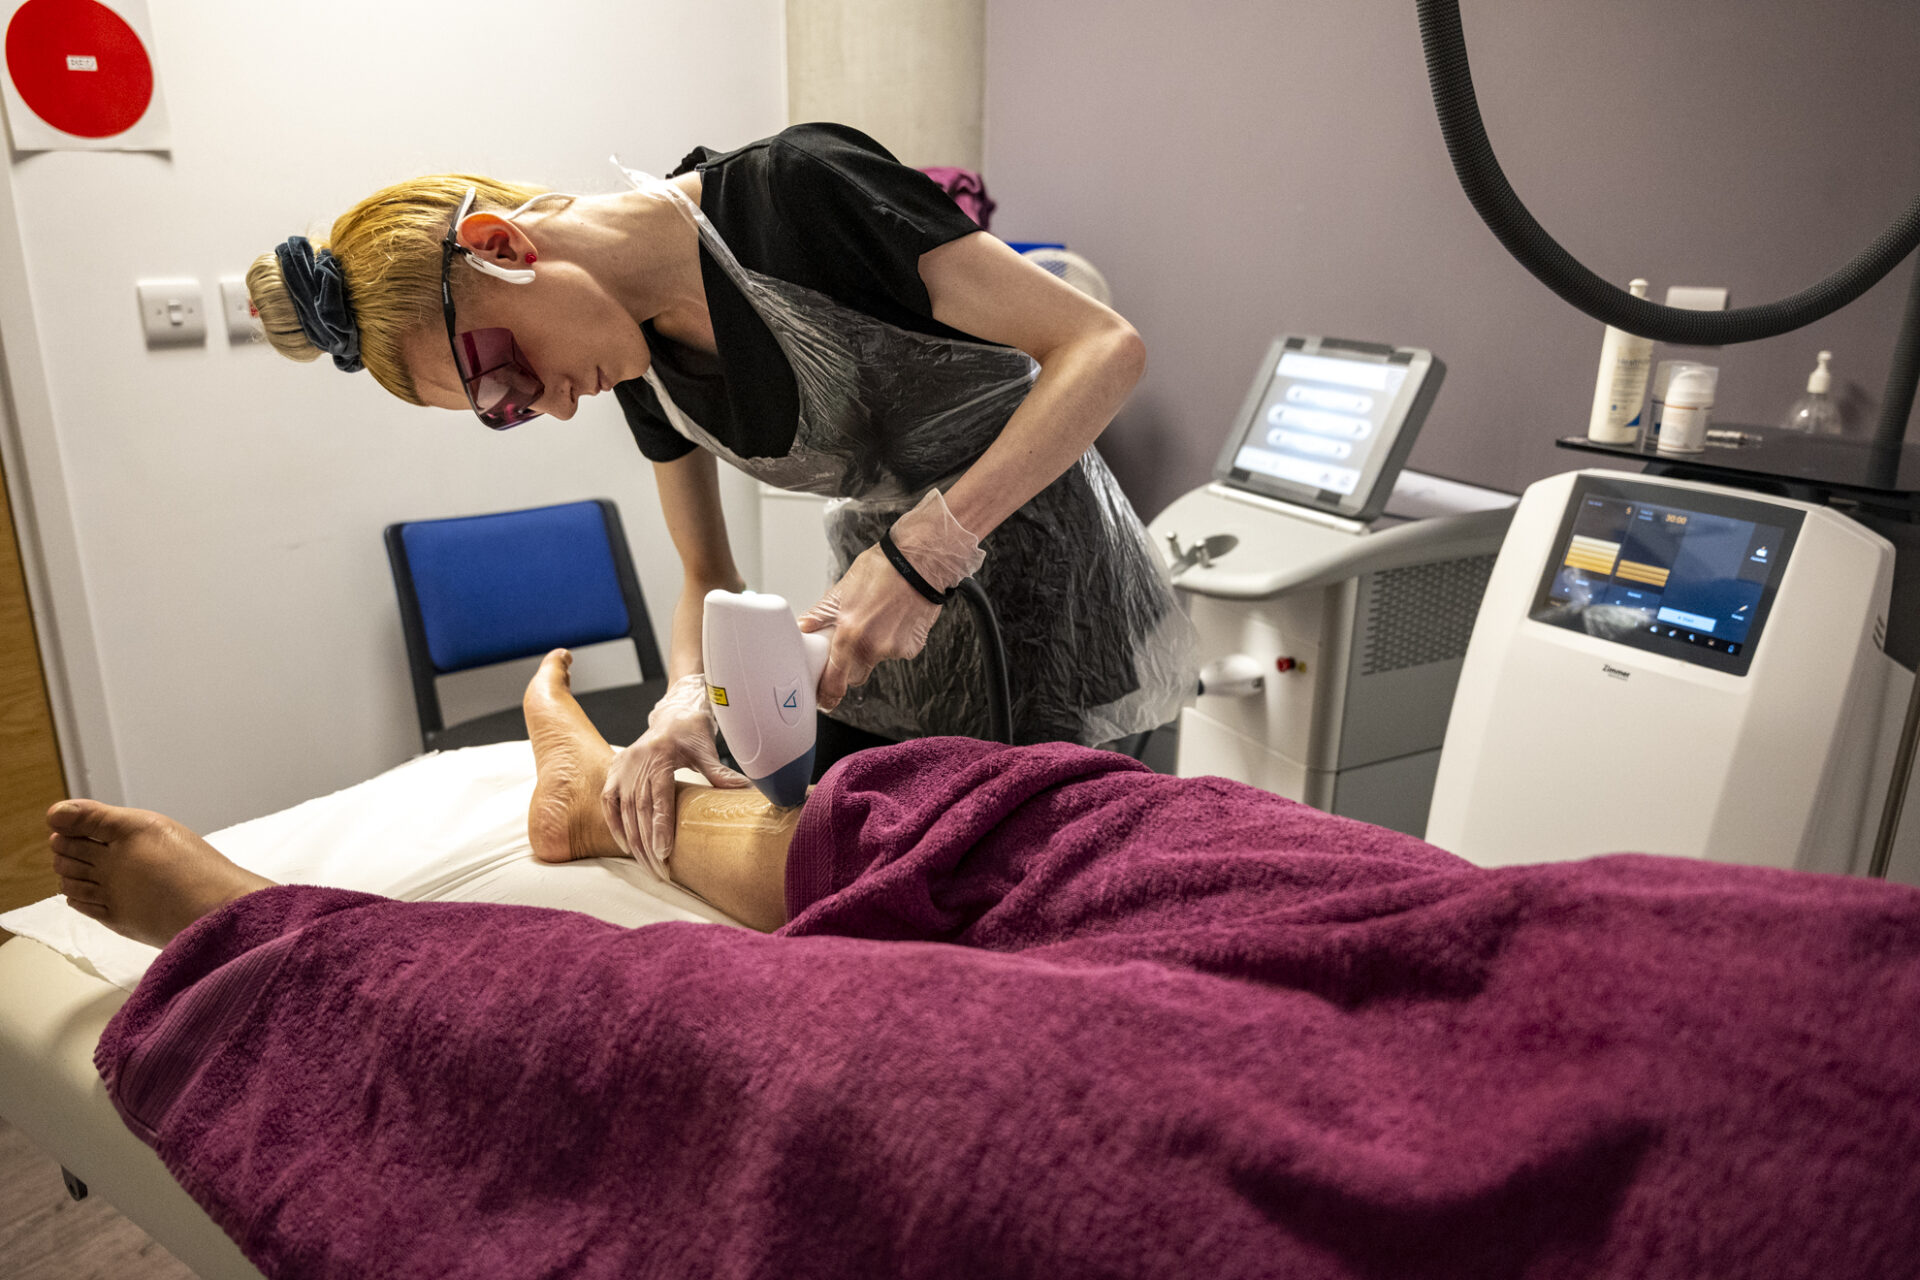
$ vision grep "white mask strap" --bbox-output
[460,191,571,286]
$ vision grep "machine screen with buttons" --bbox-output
[1528,477,1804,676]
[1216,335,1443,523]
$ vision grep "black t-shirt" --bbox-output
[614,123,986,463]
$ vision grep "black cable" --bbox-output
[954,577,1013,745]
[1418,0,1920,346]
[1875,258,1920,448]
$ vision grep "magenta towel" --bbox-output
[97,740,1920,1279]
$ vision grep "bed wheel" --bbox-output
[60,1166,88,1201]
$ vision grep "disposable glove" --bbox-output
[889,487,987,590]
[799,489,985,711]
[601,672,749,880]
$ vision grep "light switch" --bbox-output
[136,279,207,347]
[219,276,263,344]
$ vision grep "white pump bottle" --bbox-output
[1781,350,1844,436]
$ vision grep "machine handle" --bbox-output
[801,627,832,692]
[1197,654,1267,698]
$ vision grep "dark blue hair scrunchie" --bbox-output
[273,235,364,373]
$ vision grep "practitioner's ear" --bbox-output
[455,211,539,270]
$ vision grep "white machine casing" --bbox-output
[702,590,831,807]
[1427,470,1894,873]
[1151,475,1513,835]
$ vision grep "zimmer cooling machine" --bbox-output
[1425,469,1918,881]
[1150,335,1514,837]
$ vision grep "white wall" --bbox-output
[2,0,786,831]
[787,0,983,170]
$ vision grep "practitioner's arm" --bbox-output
[666,783,800,933]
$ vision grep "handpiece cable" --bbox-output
[954,578,1013,746]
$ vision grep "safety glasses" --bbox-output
[441,187,545,429]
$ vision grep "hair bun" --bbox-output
[273,236,363,373]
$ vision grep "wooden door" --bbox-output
[0,447,65,916]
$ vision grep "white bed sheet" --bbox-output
[0,741,743,990]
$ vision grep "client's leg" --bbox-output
[667,786,798,932]
[45,651,797,948]
[46,768,792,948]
[524,650,797,930]
[47,802,273,948]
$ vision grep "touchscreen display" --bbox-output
[1230,351,1411,497]
[1529,478,1803,676]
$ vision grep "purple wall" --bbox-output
[983,0,1920,517]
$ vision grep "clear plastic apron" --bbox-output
[619,162,1195,746]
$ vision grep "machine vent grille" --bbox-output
[1360,555,1497,675]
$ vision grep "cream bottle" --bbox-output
[1656,364,1719,454]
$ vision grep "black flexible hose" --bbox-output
[1876,259,1920,447]
[1418,0,1920,346]
[954,577,1013,745]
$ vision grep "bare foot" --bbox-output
[524,649,625,863]
[47,800,274,948]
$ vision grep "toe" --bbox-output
[50,831,104,860]
[48,799,125,841]
[527,649,575,709]
[61,878,108,908]
[53,851,100,882]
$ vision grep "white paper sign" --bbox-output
[1,0,171,151]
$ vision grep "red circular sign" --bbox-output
[5,0,153,138]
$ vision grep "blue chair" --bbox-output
[383,499,669,753]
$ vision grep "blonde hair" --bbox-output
[247,174,550,404]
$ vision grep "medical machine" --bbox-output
[1150,335,1514,835]
[1428,470,1898,873]
[1413,0,1920,882]
[704,585,1013,807]
[703,591,834,806]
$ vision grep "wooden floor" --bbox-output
[0,1113,199,1279]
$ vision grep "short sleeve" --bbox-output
[768,124,983,320]
[613,380,697,463]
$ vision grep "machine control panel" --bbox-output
[1528,476,1804,676]
[1215,335,1443,524]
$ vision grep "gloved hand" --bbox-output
[799,488,985,711]
[601,672,749,880]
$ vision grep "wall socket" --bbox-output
[220,276,263,343]
[136,279,206,347]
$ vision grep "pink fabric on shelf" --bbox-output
[97,739,1920,1279]
[919,166,995,229]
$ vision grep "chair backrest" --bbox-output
[383,499,665,739]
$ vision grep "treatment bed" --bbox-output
[0,743,742,1280]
